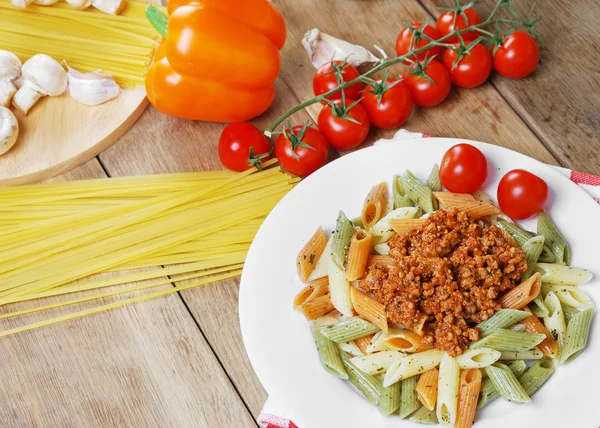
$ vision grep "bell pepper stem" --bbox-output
[146,6,168,38]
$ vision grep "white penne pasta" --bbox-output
[535,263,593,285]
[436,353,460,427]
[308,235,333,281]
[339,341,365,357]
[456,348,501,369]
[541,285,595,310]
[366,331,391,354]
[543,292,567,361]
[370,206,418,237]
[373,242,390,256]
[383,349,445,387]
[327,259,353,317]
[350,350,406,375]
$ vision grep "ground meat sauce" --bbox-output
[359,208,528,356]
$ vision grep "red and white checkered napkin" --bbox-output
[257,130,600,428]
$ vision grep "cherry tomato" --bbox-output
[312,61,364,101]
[275,125,328,176]
[436,8,482,43]
[493,31,539,79]
[497,169,548,220]
[395,24,443,62]
[360,78,413,129]
[402,61,451,108]
[440,143,488,193]
[218,122,271,172]
[442,42,492,88]
[318,99,370,150]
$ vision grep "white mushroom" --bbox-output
[67,66,120,105]
[91,0,125,15]
[0,51,22,108]
[0,106,19,155]
[12,54,68,115]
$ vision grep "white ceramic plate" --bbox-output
[239,138,600,428]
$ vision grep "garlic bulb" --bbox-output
[67,67,120,106]
[302,28,381,69]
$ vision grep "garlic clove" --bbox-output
[0,106,19,156]
[67,67,120,106]
[91,0,125,15]
[302,28,381,69]
[66,0,92,9]
[10,0,34,7]
[32,0,61,4]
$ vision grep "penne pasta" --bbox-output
[541,285,594,309]
[500,273,542,309]
[328,258,353,317]
[476,309,531,337]
[366,331,391,354]
[389,218,426,236]
[373,242,390,256]
[393,175,414,210]
[361,182,389,230]
[384,349,445,387]
[350,287,388,332]
[436,353,460,426]
[484,363,530,403]
[537,210,571,265]
[354,334,375,354]
[562,305,580,323]
[345,229,372,281]
[350,350,405,375]
[298,295,335,320]
[529,295,549,318]
[477,360,527,409]
[399,376,420,419]
[340,351,382,405]
[371,206,419,243]
[379,382,401,416]
[433,192,477,209]
[401,171,437,213]
[535,263,592,285]
[499,348,543,361]
[518,359,555,397]
[311,321,348,380]
[319,317,379,343]
[458,201,502,220]
[455,368,482,428]
[338,341,365,357]
[456,348,501,369]
[470,329,545,353]
[543,292,567,361]
[521,236,545,280]
[297,226,328,282]
[520,310,558,359]
[331,211,354,269]
[410,406,439,424]
[560,308,594,365]
[307,235,333,281]
[383,327,433,353]
[366,255,394,269]
[416,368,439,411]
[293,277,329,309]
[426,164,442,192]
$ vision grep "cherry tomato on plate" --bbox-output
[318,98,370,150]
[436,7,482,42]
[440,143,488,193]
[497,169,549,220]
[360,78,413,129]
[403,60,451,108]
[313,60,364,101]
[395,23,443,62]
[275,124,329,177]
[493,31,539,79]
[218,122,271,172]
[442,41,492,88]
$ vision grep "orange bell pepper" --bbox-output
[145,0,286,122]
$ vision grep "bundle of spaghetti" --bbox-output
[0,0,163,88]
[0,162,297,337]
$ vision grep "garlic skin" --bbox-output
[67,67,120,106]
[302,28,380,69]
[0,106,19,156]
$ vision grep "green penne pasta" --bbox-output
[541,285,594,309]
[477,309,530,337]
[499,347,543,361]
[395,195,415,208]
[398,376,420,419]
[400,171,437,213]
[561,308,594,365]
[341,351,382,405]
[379,381,401,416]
[518,359,555,397]
[392,175,414,209]
[478,360,527,409]
[535,263,592,285]
[331,211,353,269]
[543,292,567,361]
[410,406,439,424]
[529,296,549,318]
[425,164,442,192]
[521,235,545,280]
[470,329,545,352]
[351,216,364,229]
[485,363,531,403]
[320,317,379,343]
[537,210,571,265]
[497,220,555,262]
[311,325,348,379]
[562,305,580,323]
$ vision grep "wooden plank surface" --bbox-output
[419,0,600,174]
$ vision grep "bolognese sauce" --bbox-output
[359,208,528,356]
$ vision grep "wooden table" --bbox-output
[1,0,597,426]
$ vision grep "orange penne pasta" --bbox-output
[293,277,329,309]
[500,273,541,309]
[361,182,389,230]
[455,368,482,428]
[520,308,558,358]
[389,218,426,236]
[433,192,477,209]
[296,226,328,282]
[460,201,502,220]
[366,255,394,269]
[350,286,388,333]
[298,295,335,320]
[354,333,375,354]
[383,327,433,353]
[416,368,439,411]
[345,229,372,281]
